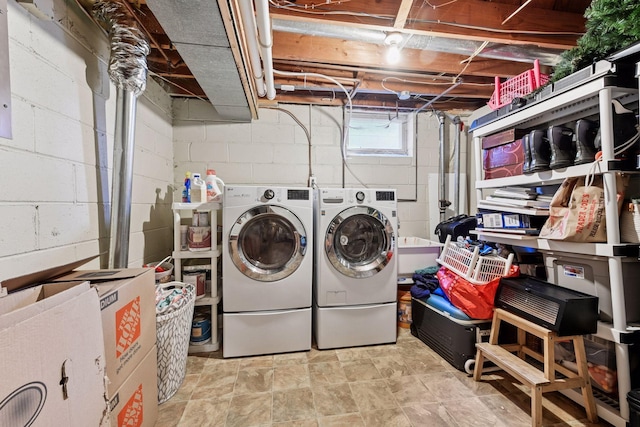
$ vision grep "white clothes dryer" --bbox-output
[222,185,313,357]
[313,188,398,349]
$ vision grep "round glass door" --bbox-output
[325,206,394,278]
[228,206,307,281]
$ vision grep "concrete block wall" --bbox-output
[174,100,472,240]
[0,0,174,281]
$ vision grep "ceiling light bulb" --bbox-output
[386,45,401,64]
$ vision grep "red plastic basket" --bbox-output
[488,59,549,110]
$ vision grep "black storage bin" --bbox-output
[629,389,640,427]
[411,296,491,372]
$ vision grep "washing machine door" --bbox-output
[325,206,394,278]
[228,206,308,282]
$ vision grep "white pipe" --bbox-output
[453,116,461,215]
[238,0,266,97]
[254,0,276,100]
[438,112,447,222]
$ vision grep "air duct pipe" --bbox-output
[253,0,276,100]
[453,116,461,216]
[238,0,266,97]
[92,0,149,268]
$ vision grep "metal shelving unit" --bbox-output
[472,71,639,427]
[172,202,222,353]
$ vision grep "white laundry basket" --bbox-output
[156,282,196,404]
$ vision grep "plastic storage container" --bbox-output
[541,251,640,323]
[397,237,442,275]
[436,235,514,284]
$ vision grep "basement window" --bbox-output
[346,109,415,157]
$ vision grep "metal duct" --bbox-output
[145,0,252,121]
[272,18,564,66]
[92,0,149,268]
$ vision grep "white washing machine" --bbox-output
[222,185,313,357]
[314,188,398,349]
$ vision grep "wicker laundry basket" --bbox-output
[156,282,196,404]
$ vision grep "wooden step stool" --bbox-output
[473,308,598,426]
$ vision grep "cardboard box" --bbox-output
[53,268,156,395]
[482,139,524,170]
[109,346,159,427]
[483,163,524,179]
[481,128,527,149]
[0,275,108,426]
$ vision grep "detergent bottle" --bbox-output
[205,169,224,202]
[182,172,191,203]
[191,173,207,203]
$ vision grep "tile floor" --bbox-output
[156,328,612,427]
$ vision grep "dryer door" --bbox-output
[325,206,395,278]
[228,206,308,282]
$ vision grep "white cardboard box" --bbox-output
[0,275,108,426]
[108,345,159,427]
[53,268,157,395]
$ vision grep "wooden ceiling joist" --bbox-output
[272,32,534,78]
[270,0,586,50]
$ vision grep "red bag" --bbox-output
[437,265,520,320]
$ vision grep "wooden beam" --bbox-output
[394,0,414,29]
[273,75,494,99]
[272,32,533,78]
[267,92,485,111]
[270,0,586,49]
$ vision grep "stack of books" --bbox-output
[475,187,550,237]
[480,187,550,210]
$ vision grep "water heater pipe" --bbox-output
[254,0,276,100]
[438,112,449,222]
[238,0,266,97]
[453,115,461,216]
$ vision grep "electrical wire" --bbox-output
[273,69,371,188]
[268,0,393,20]
[454,41,489,80]
[270,0,583,36]
[263,106,314,180]
[408,18,584,36]
[148,71,210,103]
[423,0,459,9]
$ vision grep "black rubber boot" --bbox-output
[522,133,532,174]
[548,125,575,169]
[612,99,639,161]
[529,129,551,172]
[595,100,639,161]
[574,119,598,165]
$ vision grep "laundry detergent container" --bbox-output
[397,237,442,276]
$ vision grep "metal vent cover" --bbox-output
[497,287,560,326]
